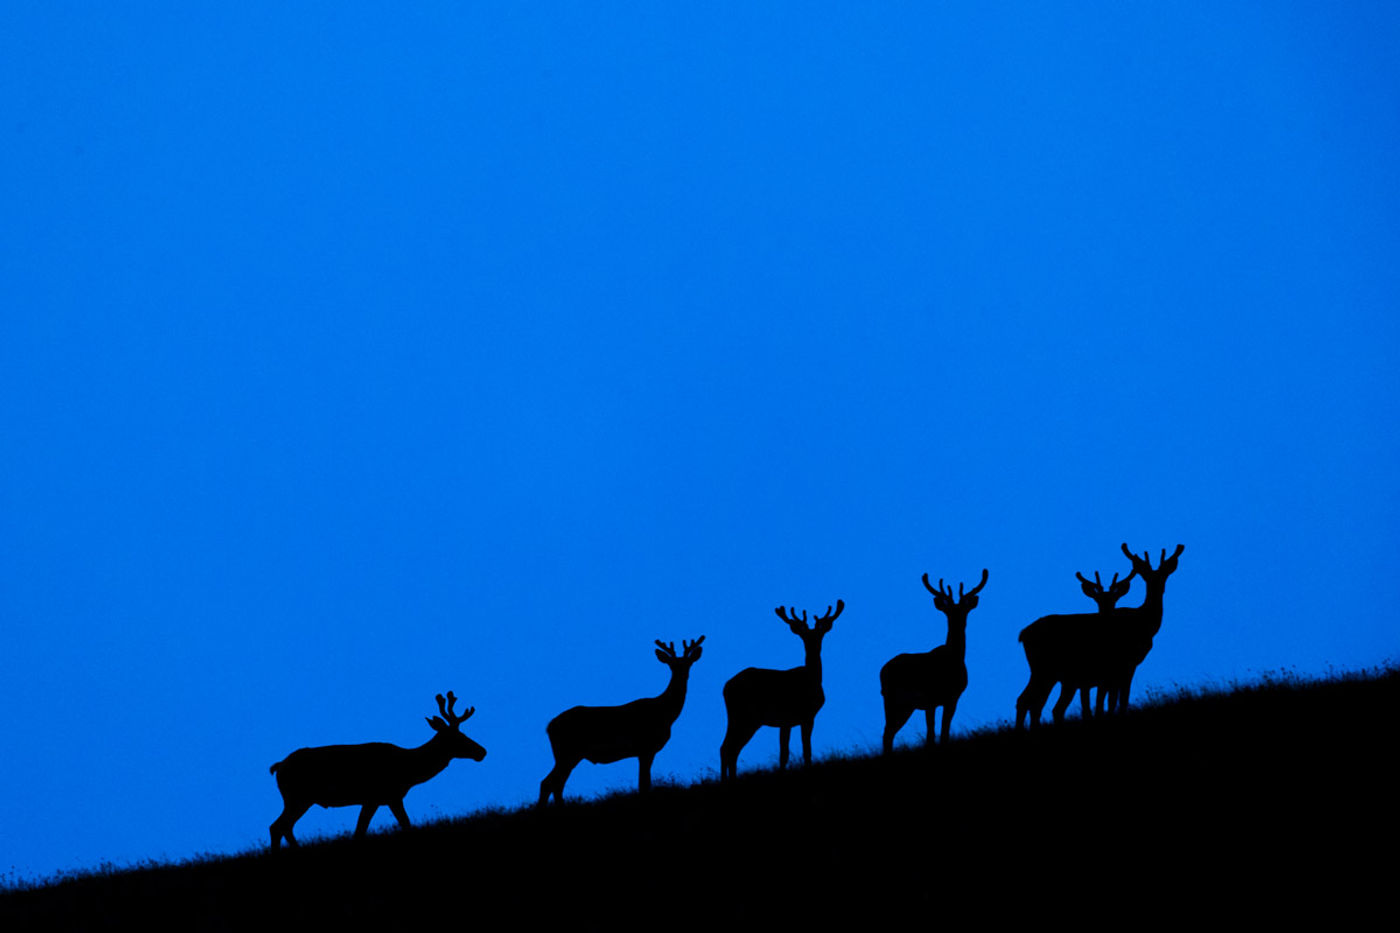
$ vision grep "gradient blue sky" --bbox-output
[3,3,1397,882]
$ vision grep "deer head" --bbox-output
[1076,567,1137,612]
[1121,543,1185,588]
[921,568,988,629]
[775,599,845,648]
[425,691,487,761]
[654,635,705,671]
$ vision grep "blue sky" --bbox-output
[2,3,1397,882]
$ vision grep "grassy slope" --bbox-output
[4,668,1395,927]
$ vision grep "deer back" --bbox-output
[547,696,675,764]
[723,664,825,728]
[879,644,967,706]
[273,742,421,806]
[1018,610,1124,683]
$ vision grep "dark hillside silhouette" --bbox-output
[268,692,485,850]
[720,600,844,779]
[7,666,1392,926]
[880,569,988,752]
[539,636,704,805]
[1016,543,1183,727]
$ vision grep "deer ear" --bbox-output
[655,649,671,664]
[427,716,448,732]
[688,645,703,661]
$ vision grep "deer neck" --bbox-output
[657,667,691,720]
[801,638,825,686]
[403,734,456,787]
[1128,579,1169,636]
[943,620,967,662]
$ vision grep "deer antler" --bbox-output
[1077,569,1133,594]
[436,691,474,727]
[775,606,809,628]
[925,570,987,604]
[963,568,989,598]
[1122,543,1185,570]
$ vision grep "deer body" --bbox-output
[1046,568,1138,723]
[539,636,703,806]
[1015,544,1183,729]
[719,600,843,781]
[881,570,987,753]
[269,693,485,850]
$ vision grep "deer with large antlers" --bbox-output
[268,692,486,850]
[538,636,704,806]
[1016,544,1184,729]
[880,569,988,754]
[719,599,844,780]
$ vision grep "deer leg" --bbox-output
[270,801,311,851]
[720,724,758,781]
[1052,682,1075,725]
[388,798,411,830]
[778,726,792,770]
[1079,685,1093,720]
[1117,670,1136,713]
[539,757,579,806]
[940,700,958,744]
[1095,686,1108,716]
[1019,676,1053,729]
[355,804,380,838]
[923,707,939,748]
[883,701,914,754]
[638,753,654,793]
[800,721,813,766]
[1032,681,1055,728]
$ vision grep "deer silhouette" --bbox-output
[1097,546,1184,714]
[538,635,704,806]
[1016,544,1184,728]
[880,569,988,754]
[1041,567,1138,724]
[268,692,485,850]
[719,599,844,781]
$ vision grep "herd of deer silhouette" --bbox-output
[268,542,1184,850]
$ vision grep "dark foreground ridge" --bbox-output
[5,667,1395,927]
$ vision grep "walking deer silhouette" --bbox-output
[1041,566,1138,723]
[880,569,988,754]
[1016,544,1184,728]
[719,599,844,781]
[539,636,704,806]
[268,692,485,850]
